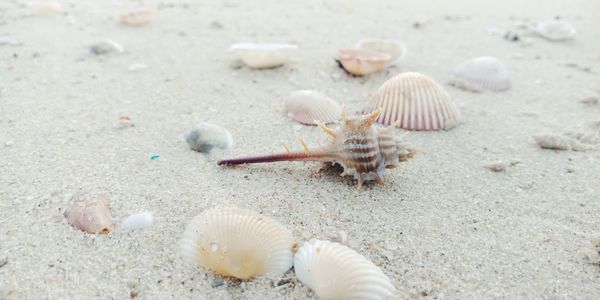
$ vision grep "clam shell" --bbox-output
[179,207,294,279]
[120,9,154,26]
[230,43,297,69]
[64,192,114,234]
[362,72,460,131]
[185,123,233,154]
[452,56,510,92]
[337,48,391,76]
[535,20,575,41]
[294,239,396,300]
[285,90,342,125]
[355,39,407,65]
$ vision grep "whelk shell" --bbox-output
[230,43,297,69]
[451,56,510,92]
[362,72,460,131]
[294,239,396,300]
[535,19,575,41]
[336,48,391,76]
[285,90,342,125]
[356,39,407,65]
[179,207,294,279]
[64,192,114,234]
[120,9,154,27]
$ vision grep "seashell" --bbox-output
[361,72,460,131]
[218,109,417,188]
[89,40,124,55]
[535,19,575,41]
[64,192,114,234]
[294,239,396,300]
[120,212,153,230]
[0,37,19,46]
[185,122,233,154]
[285,90,342,125]
[336,48,391,76]
[229,43,297,69]
[120,9,154,27]
[355,39,407,65]
[32,1,62,16]
[179,207,294,279]
[451,56,510,92]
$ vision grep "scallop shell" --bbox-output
[356,39,407,65]
[452,56,510,92]
[120,9,154,26]
[337,48,391,76]
[230,43,297,69]
[64,192,114,234]
[362,72,460,131]
[285,90,342,125]
[179,207,294,279]
[535,20,575,41]
[184,123,233,154]
[294,239,396,300]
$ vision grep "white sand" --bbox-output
[1,0,600,299]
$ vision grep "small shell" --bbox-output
[362,72,460,131]
[355,39,407,65]
[120,212,153,230]
[452,56,510,92]
[185,123,233,154]
[120,9,154,26]
[294,239,396,300]
[535,20,575,41]
[64,192,114,234]
[32,1,62,16]
[285,90,342,125]
[336,48,391,76]
[179,207,294,279]
[229,43,297,69]
[89,40,124,55]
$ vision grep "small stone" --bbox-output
[565,166,575,173]
[211,278,224,288]
[581,96,598,105]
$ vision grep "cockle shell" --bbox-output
[535,20,575,41]
[451,56,510,92]
[294,239,396,300]
[356,39,407,65]
[64,192,114,234]
[285,90,342,125]
[336,48,391,76]
[179,207,294,279]
[361,72,460,131]
[185,123,233,154]
[230,43,297,69]
[120,9,154,26]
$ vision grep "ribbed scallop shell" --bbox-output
[64,192,114,234]
[230,43,297,69]
[362,72,460,131]
[180,207,294,279]
[535,20,575,41]
[452,56,510,92]
[285,90,342,125]
[337,48,391,76]
[356,39,407,65]
[294,239,396,300]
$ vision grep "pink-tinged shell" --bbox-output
[362,72,460,131]
[337,48,391,76]
[120,9,154,26]
[285,90,342,125]
[452,56,510,92]
[64,192,114,234]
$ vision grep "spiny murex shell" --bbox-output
[362,72,460,131]
[64,192,114,234]
[337,48,391,76]
[230,43,297,69]
[356,39,407,65]
[451,56,510,92]
[294,239,396,300]
[285,90,342,125]
[185,122,233,154]
[535,19,575,41]
[218,110,416,188]
[179,207,295,279]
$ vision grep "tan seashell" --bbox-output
[336,48,391,76]
[179,207,294,279]
[120,9,154,27]
[230,43,297,69]
[294,239,396,300]
[361,72,460,131]
[355,39,407,66]
[64,192,114,234]
[285,90,342,125]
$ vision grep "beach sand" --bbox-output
[1,0,599,298]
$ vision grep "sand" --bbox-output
[1,0,600,299]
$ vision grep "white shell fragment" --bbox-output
[285,90,342,125]
[294,239,396,300]
[184,123,233,154]
[451,56,510,92]
[229,43,297,69]
[535,20,576,41]
[337,48,391,76]
[179,207,295,279]
[362,72,460,131]
[120,212,154,230]
[120,9,154,26]
[89,40,124,55]
[356,39,407,65]
[534,132,599,151]
[32,1,62,16]
[64,192,114,234]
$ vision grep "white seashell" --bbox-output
[535,20,575,41]
[120,9,154,26]
[336,48,391,76]
[451,56,510,92]
[64,192,114,234]
[294,239,396,300]
[355,39,407,65]
[184,123,233,154]
[229,43,297,69]
[361,72,460,131]
[179,207,294,279]
[32,1,62,16]
[0,37,19,46]
[285,90,342,125]
[120,212,153,230]
[89,40,124,55]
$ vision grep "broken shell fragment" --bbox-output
[185,123,233,154]
[285,90,342,125]
[355,39,407,65]
[32,1,62,16]
[229,43,297,69]
[535,19,575,41]
[120,9,154,26]
[64,192,114,234]
[451,56,510,92]
[120,212,153,230]
[89,40,124,55]
[336,48,391,76]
